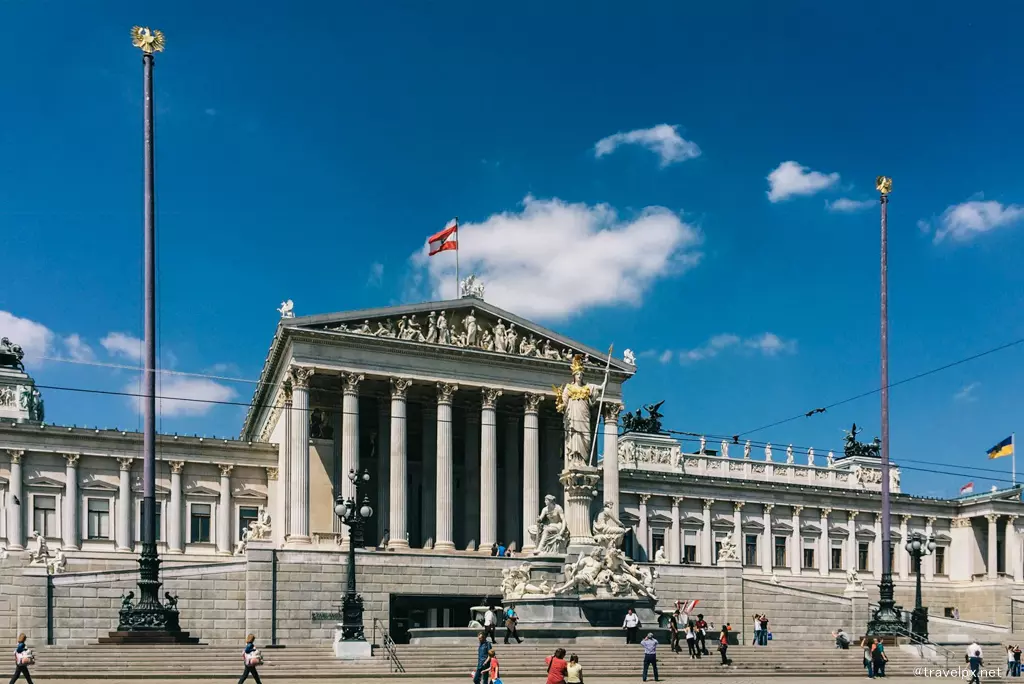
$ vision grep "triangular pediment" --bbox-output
[184,484,220,497]
[680,515,704,528]
[131,482,170,496]
[648,511,672,524]
[287,298,635,374]
[711,515,734,529]
[79,479,120,492]
[771,521,793,533]
[232,485,265,499]
[25,475,64,489]
[742,520,765,533]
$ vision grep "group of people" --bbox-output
[481,605,524,644]
[489,542,516,558]
[861,636,888,678]
[664,609,730,662]
[1007,644,1023,677]
[751,613,771,646]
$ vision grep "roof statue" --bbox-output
[459,274,485,299]
[623,349,636,366]
[843,422,881,459]
[621,400,664,434]
[131,26,166,54]
[278,300,295,319]
[0,338,25,371]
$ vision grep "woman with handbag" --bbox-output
[238,634,263,684]
[545,647,568,684]
[9,633,33,684]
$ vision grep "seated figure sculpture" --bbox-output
[553,548,604,595]
[528,494,569,555]
[592,501,628,550]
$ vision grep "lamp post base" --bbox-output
[108,544,190,641]
[866,573,905,637]
[334,632,372,660]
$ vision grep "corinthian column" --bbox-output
[288,366,314,543]
[702,499,714,566]
[900,514,911,580]
[63,453,81,550]
[217,464,233,555]
[521,393,544,553]
[376,399,390,544]
[168,461,184,553]
[602,403,622,508]
[341,373,364,498]
[638,494,650,560]
[465,410,481,549]
[988,513,999,579]
[388,378,412,550]
[819,507,831,576]
[504,413,520,548]
[925,516,936,580]
[791,506,803,576]
[762,504,774,574]
[734,502,745,564]
[479,388,502,552]
[670,497,682,564]
[435,382,458,551]
[6,450,24,550]
[116,457,134,551]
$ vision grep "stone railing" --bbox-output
[617,433,898,493]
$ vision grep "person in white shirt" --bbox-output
[752,614,761,646]
[483,605,497,642]
[623,608,640,644]
[967,641,983,684]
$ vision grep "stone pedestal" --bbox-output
[559,465,601,547]
[333,634,372,659]
[0,367,41,424]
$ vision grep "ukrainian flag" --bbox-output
[988,436,1014,460]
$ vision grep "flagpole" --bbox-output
[454,217,460,300]
[589,345,614,467]
[1014,432,1017,487]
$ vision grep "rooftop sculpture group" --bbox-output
[621,400,664,434]
[0,338,26,371]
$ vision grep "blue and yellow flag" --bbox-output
[987,436,1014,460]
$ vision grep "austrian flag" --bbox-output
[428,219,458,256]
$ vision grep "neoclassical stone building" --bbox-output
[2,290,1024,644]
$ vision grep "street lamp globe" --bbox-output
[360,503,373,519]
[334,499,348,519]
[927,539,936,553]
[361,470,370,482]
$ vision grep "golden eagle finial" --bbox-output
[875,176,892,195]
[131,26,166,54]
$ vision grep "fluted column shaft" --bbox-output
[790,507,802,575]
[422,406,437,545]
[988,514,999,579]
[1010,516,1023,583]
[435,383,458,551]
[702,500,714,566]
[899,515,911,580]
[503,413,520,548]
[479,388,501,551]
[521,394,543,553]
[761,505,773,574]
[289,367,313,542]
[217,465,233,554]
[376,399,390,543]
[638,495,650,561]
[733,503,744,564]
[602,404,622,508]
[63,454,80,550]
[340,374,364,545]
[6,450,24,549]
[116,457,133,551]
[873,514,883,575]
[388,378,412,550]
[819,508,831,576]
[924,517,936,580]
[168,461,184,552]
[670,497,681,564]
[465,412,481,549]
[846,512,858,572]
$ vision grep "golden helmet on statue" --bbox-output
[570,354,585,376]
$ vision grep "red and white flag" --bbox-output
[960,482,975,495]
[428,218,458,256]
[676,599,699,615]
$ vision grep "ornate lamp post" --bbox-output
[906,532,936,641]
[335,469,373,645]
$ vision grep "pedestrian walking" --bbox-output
[487,648,499,684]
[695,613,709,655]
[966,640,982,684]
[483,605,498,643]
[237,634,263,684]
[684,621,699,659]
[872,638,888,679]
[565,653,584,684]
[752,613,761,645]
[503,604,523,644]
[718,623,731,666]
[545,647,568,684]
[473,632,492,684]
[8,634,33,684]
[623,607,640,644]
[640,632,660,682]
[669,609,681,653]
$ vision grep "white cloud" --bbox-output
[63,334,95,362]
[658,350,673,364]
[594,124,701,167]
[954,382,980,402]
[767,161,840,203]
[411,195,702,320]
[826,197,874,213]
[933,200,1024,243]
[679,332,795,363]
[127,376,237,418]
[368,262,384,287]
[0,310,56,365]
[101,332,144,361]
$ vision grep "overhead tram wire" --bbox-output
[734,334,1024,437]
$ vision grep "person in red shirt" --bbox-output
[546,647,568,684]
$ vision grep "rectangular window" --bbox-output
[831,546,843,570]
[935,546,946,576]
[239,506,260,540]
[87,498,110,539]
[802,537,816,569]
[858,542,870,571]
[745,534,758,566]
[774,536,787,567]
[33,495,57,538]
[683,531,697,564]
[190,503,211,543]
[651,531,665,558]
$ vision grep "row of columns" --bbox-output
[283,367,623,553]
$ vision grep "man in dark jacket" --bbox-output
[473,632,491,684]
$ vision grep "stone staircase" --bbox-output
[21,642,951,679]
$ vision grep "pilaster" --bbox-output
[670,496,682,565]
[6,449,24,549]
[116,457,134,551]
[702,499,714,566]
[602,403,622,509]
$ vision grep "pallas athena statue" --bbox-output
[554,355,606,467]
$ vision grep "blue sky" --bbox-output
[2,1,1024,498]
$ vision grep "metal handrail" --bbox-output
[372,617,405,673]
[884,622,959,669]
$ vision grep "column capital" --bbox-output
[266,466,279,481]
[602,403,624,421]
[639,493,651,505]
[6,448,24,463]
[702,498,714,510]
[436,382,459,405]
[342,372,365,395]
[168,460,185,474]
[764,503,774,513]
[524,392,545,414]
[821,507,832,517]
[62,452,81,467]
[118,457,134,472]
[481,387,503,409]
[734,501,745,512]
[926,516,937,525]
[390,377,413,399]
[793,505,804,514]
[901,514,912,524]
[218,463,234,478]
[845,510,857,519]
[672,496,684,506]
[288,365,315,389]
[986,513,999,524]
[951,517,972,528]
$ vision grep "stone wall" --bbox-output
[742,579,861,644]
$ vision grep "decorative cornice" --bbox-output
[481,387,503,409]
[288,366,314,389]
[524,392,545,413]
[218,464,234,478]
[266,466,279,481]
[342,372,364,395]
[168,461,185,474]
[436,382,459,405]
[951,517,972,528]
[6,449,24,464]
[117,457,134,471]
[62,452,81,467]
[390,377,412,400]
